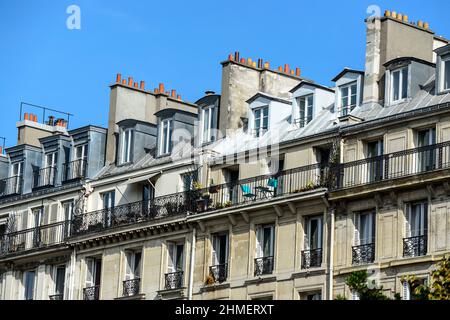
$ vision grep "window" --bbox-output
[121,129,133,164]
[367,139,384,182]
[201,106,216,143]
[24,270,36,300]
[212,233,229,266]
[85,258,102,289]
[296,95,314,127]
[43,152,57,186]
[11,161,22,194]
[62,200,74,237]
[125,250,142,280]
[402,278,427,300]
[355,211,375,246]
[32,207,43,228]
[102,191,115,227]
[74,144,88,177]
[391,66,408,102]
[300,291,322,300]
[159,119,173,155]
[182,171,198,192]
[256,225,275,258]
[340,82,357,115]
[168,242,184,273]
[53,265,66,299]
[441,57,450,91]
[417,128,436,171]
[305,216,322,250]
[143,184,155,202]
[404,202,428,257]
[253,106,269,137]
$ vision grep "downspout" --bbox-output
[68,246,76,300]
[187,226,196,300]
[328,208,335,300]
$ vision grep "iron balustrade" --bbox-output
[33,166,57,189]
[254,256,274,276]
[252,127,268,137]
[301,248,323,269]
[293,118,311,128]
[83,285,100,300]
[63,159,88,182]
[403,235,427,257]
[0,175,23,197]
[123,278,140,296]
[330,141,450,190]
[71,192,195,237]
[209,263,228,283]
[352,243,375,265]
[0,221,68,256]
[49,294,64,300]
[164,271,184,290]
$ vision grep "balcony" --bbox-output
[83,285,100,300]
[0,221,68,257]
[49,294,64,300]
[0,176,22,198]
[403,235,427,258]
[352,243,375,265]
[254,256,274,276]
[209,263,228,283]
[123,278,140,297]
[33,166,57,190]
[301,248,323,269]
[165,271,183,290]
[330,141,450,191]
[63,159,87,182]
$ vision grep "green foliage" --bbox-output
[345,270,390,300]
[335,294,347,300]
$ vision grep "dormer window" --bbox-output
[391,66,408,102]
[340,82,357,116]
[159,118,173,155]
[201,106,216,144]
[121,128,133,164]
[442,56,450,91]
[296,95,313,128]
[253,106,268,137]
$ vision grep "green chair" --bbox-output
[240,184,256,201]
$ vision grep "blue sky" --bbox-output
[0,0,448,149]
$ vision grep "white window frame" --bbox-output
[255,224,275,258]
[201,106,215,144]
[124,250,142,280]
[304,216,323,250]
[253,106,269,137]
[11,161,23,193]
[167,242,184,273]
[121,128,133,164]
[159,118,173,155]
[211,233,229,266]
[339,82,357,115]
[354,211,375,246]
[390,66,409,103]
[52,264,66,298]
[405,202,427,238]
[85,258,100,288]
[296,94,314,127]
[441,56,450,92]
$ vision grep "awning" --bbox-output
[119,171,161,186]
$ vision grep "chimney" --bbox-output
[177,95,181,100]
[239,58,245,64]
[264,62,270,69]
[133,82,138,88]
[140,81,145,90]
[128,77,133,86]
[171,89,176,98]
[122,79,127,85]
[284,64,289,73]
[159,83,165,93]
[116,73,122,83]
[205,90,215,95]
[234,51,240,62]
[24,113,29,121]
[278,66,283,72]
[295,67,301,77]
[257,58,263,68]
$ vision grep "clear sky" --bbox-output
[0,0,448,149]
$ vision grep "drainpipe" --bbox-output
[187,226,196,300]
[68,246,76,300]
[328,208,335,300]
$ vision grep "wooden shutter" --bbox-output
[354,214,360,246]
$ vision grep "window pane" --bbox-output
[55,267,66,295]
[445,60,450,90]
[393,71,400,101]
[341,87,349,106]
[401,67,408,99]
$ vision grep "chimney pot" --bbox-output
[34,114,38,122]
[240,58,245,64]
[424,22,429,29]
[228,54,234,61]
[295,67,301,77]
[177,95,181,100]
[391,11,397,19]
[122,79,127,85]
[264,62,270,69]
[154,88,159,93]
[235,51,240,62]
[159,83,165,93]
[384,10,391,17]
[116,73,122,83]
[290,70,294,75]
[252,61,256,68]
[278,66,283,72]
[284,64,289,73]
[24,113,29,121]
[133,82,138,88]
[140,81,145,90]
[257,58,263,68]
[171,89,176,98]
[128,77,133,86]
[402,15,408,22]
[418,20,424,28]
[247,58,252,65]
[397,13,403,21]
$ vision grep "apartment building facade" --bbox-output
[1,9,450,301]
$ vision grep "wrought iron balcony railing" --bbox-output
[301,248,323,269]
[254,256,274,276]
[352,243,375,265]
[83,285,100,300]
[330,141,450,190]
[0,221,68,256]
[71,192,195,237]
[63,159,88,182]
[209,263,228,283]
[293,117,312,128]
[33,166,57,189]
[123,278,140,296]
[403,235,427,258]
[0,175,23,198]
[164,271,183,290]
[49,294,64,300]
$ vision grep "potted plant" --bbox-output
[208,179,220,194]
[224,201,232,208]
[214,202,224,210]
